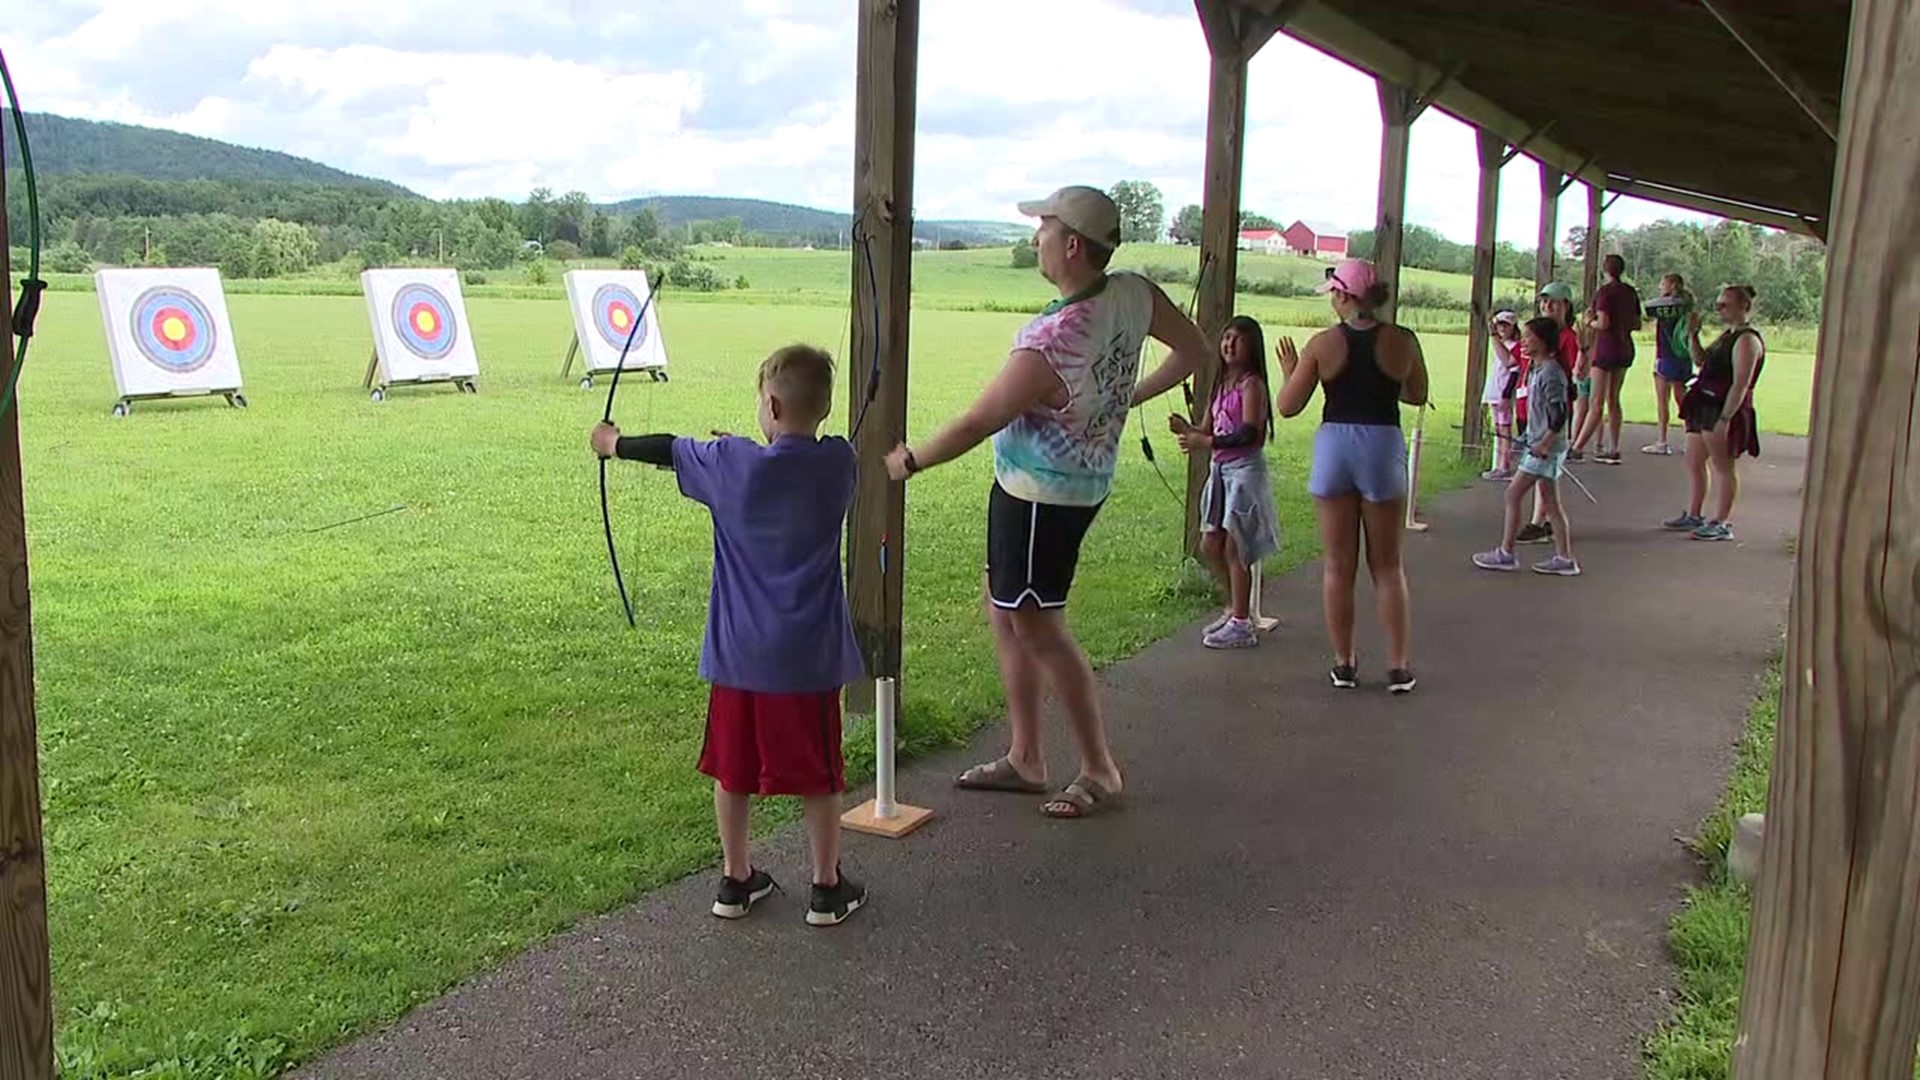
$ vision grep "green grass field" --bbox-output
[19,251,1814,1077]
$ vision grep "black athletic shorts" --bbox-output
[985,481,1102,610]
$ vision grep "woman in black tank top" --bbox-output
[1665,285,1765,542]
[1319,322,1405,427]
[1274,259,1430,695]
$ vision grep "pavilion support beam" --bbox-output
[844,0,917,711]
[1372,78,1417,325]
[1461,128,1504,464]
[1698,0,1840,142]
[1581,182,1605,304]
[1732,0,1920,1075]
[1535,163,1561,295]
[0,138,55,1080]
[1606,175,1820,238]
[1186,0,1284,555]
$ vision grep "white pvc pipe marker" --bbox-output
[874,676,897,819]
[1404,419,1425,529]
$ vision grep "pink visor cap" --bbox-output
[1316,257,1378,298]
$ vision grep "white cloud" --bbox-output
[10,0,1716,242]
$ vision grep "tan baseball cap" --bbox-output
[1016,185,1121,250]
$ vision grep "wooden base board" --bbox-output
[1253,616,1281,632]
[1407,521,1431,533]
[841,799,934,838]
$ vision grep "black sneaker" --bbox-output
[1516,522,1553,545]
[807,867,867,927]
[1330,663,1358,689]
[712,868,778,919]
[1387,668,1418,695]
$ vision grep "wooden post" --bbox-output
[1581,182,1604,304]
[1186,0,1281,555]
[844,0,917,713]
[0,136,55,1080]
[1536,163,1561,294]
[1373,79,1417,325]
[1461,128,1504,463]
[1732,0,1920,1075]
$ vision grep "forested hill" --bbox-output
[3,111,412,194]
[615,195,1031,247]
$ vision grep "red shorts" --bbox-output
[699,686,846,796]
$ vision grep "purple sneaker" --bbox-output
[1532,555,1582,576]
[1204,618,1259,650]
[1472,548,1518,572]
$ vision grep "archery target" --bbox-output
[95,268,245,397]
[361,268,481,384]
[565,270,668,374]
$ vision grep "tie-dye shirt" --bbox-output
[991,272,1157,507]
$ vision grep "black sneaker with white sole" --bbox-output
[1387,668,1418,695]
[806,868,867,926]
[1330,663,1358,689]
[712,868,779,919]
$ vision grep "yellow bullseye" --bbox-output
[161,316,189,343]
[611,308,631,330]
[414,310,438,334]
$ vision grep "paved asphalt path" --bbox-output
[301,426,1805,1080]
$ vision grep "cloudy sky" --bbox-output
[10,0,1713,245]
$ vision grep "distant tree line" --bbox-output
[1,173,766,291]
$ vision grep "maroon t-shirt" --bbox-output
[1592,281,1642,366]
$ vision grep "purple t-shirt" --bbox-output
[672,434,867,694]
[1592,281,1642,366]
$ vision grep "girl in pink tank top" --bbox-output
[1171,315,1282,649]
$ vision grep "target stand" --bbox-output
[841,677,934,839]
[559,333,669,391]
[361,349,477,401]
[562,271,670,389]
[111,388,248,418]
[360,270,482,402]
[96,268,250,417]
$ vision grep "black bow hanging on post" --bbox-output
[1134,249,1213,512]
[848,216,883,443]
[597,274,664,628]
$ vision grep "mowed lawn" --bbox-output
[19,267,1807,1076]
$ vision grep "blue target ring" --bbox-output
[390,283,459,360]
[129,286,218,374]
[592,284,648,352]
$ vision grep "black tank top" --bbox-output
[1321,323,1402,427]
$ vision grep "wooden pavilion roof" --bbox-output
[1242,0,1850,234]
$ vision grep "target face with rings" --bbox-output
[591,284,649,351]
[390,283,460,360]
[129,286,219,374]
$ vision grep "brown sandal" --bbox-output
[1040,775,1120,819]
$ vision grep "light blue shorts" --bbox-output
[1308,422,1407,503]
[1518,444,1569,481]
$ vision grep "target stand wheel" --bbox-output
[111,401,130,418]
[226,392,249,409]
[579,377,594,391]
[371,388,386,403]
[458,381,478,394]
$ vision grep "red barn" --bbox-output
[1283,220,1349,260]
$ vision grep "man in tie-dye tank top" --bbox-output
[885,185,1212,820]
